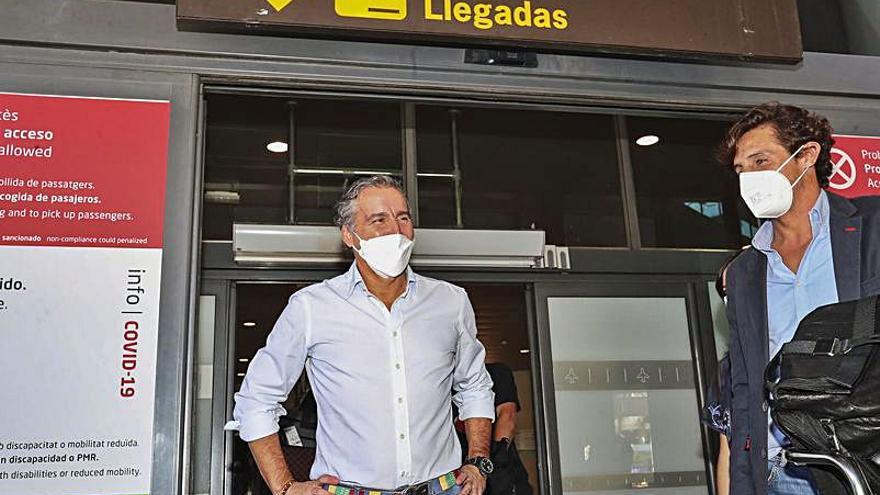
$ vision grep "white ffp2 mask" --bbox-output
[739,144,811,219]
[351,231,414,278]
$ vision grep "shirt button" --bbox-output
[395,363,401,370]
[398,397,404,404]
[399,433,406,440]
[393,331,398,337]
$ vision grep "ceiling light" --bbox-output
[519,349,530,354]
[243,322,256,328]
[266,141,289,153]
[236,372,245,377]
[417,173,456,178]
[293,168,345,175]
[238,358,250,363]
[636,135,660,146]
[352,170,393,176]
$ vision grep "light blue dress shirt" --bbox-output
[751,190,838,459]
[229,263,495,489]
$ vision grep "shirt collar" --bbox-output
[752,190,830,255]
[343,261,417,300]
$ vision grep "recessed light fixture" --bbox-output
[243,322,256,328]
[519,349,530,354]
[266,141,289,153]
[236,372,245,377]
[238,358,250,363]
[636,135,660,147]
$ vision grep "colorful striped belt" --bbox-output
[325,470,460,495]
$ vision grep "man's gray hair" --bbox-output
[333,175,407,228]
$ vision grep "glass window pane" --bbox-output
[190,295,216,495]
[294,99,401,172]
[202,96,404,238]
[418,106,627,247]
[549,297,708,494]
[628,116,758,249]
[418,175,457,227]
[416,106,454,174]
[203,94,290,240]
[707,280,729,360]
[292,174,348,225]
[798,0,880,55]
[292,99,402,224]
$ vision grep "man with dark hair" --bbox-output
[230,176,495,495]
[718,102,880,494]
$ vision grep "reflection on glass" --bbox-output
[418,175,457,228]
[202,95,404,237]
[549,297,708,494]
[628,116,758,249]
[707,281,729,360]
[294,99,401,172]
[203,94,290,240]
[416,106,627,247]
[797,0,880,56]
[614,392,653,474]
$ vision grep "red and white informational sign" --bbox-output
[0,92,170,495]
[827,134,880,198]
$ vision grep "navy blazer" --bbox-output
[725,192,880,495]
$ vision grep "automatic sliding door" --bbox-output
[535,283,709,495]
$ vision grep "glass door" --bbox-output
[534,282,711,495]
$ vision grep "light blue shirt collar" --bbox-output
[752,190,831,255]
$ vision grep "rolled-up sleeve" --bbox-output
[227,294,310,442]
[451,290,495,421]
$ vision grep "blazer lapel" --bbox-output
[828,192,862,301]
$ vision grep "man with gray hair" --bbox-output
[230,175,496,495]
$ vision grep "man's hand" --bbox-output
[456,464,486,495]
[287,474,339,495]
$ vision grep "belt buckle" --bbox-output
[813,337,842,357]
[403,482,430,495]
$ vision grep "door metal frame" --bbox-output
[192,279,234,495]
[200,267,721,495]
[194,80,733,495]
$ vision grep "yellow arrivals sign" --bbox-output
[178,0,802,63]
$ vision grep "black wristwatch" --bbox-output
[464,456,494,477]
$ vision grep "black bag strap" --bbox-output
[765,296,880,395]
[774,297,879,357]
[765,348,784,400]
[833,296,878,387]
[852,295,878,340]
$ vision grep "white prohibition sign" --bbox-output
[828,148,857,190]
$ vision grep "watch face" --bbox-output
[479,457,494,475]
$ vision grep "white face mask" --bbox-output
[739,144,811,219]
[351,231,414,279]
